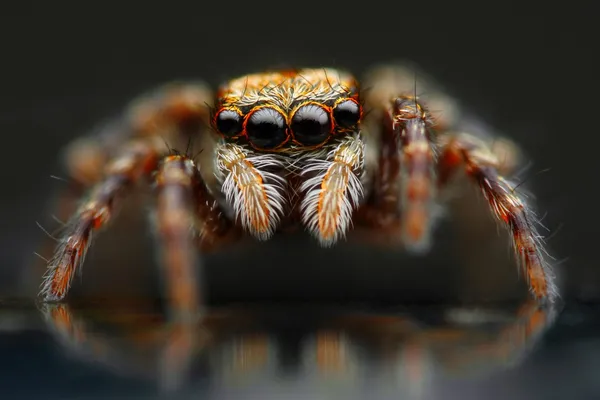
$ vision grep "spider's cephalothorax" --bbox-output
[212,69,362,150]
[40,65,558,316]
[209,69,366,243]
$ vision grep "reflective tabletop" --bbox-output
[1,299,598,399]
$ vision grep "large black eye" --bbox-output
[333,99,361,128]
[291,104,331,145]
[246,107,288,149]
[215,108,243,136]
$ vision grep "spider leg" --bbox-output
[437,133,558,303]
[41,137,165,301]
[356,96,437,251]
[42,81,219,302]
[63,82,212,186]
[391,97,438,251]
[154,154,232,320]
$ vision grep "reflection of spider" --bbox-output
[40,299,557,394]
[40,64,558,312]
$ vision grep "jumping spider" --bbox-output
[40,64,558,314]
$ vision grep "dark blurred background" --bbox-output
[0,2,597,304]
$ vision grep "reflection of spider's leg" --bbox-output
[63,83,213,186]
[230,334,272,374]
[495,299,559,361]
[212,332,275,385]
[307,330,356,377]
[158,318,211,392]
[435,299,558,374]
[41,137,166,301]
[41,303,223,392]
[40,304,154,375]
[41,303,90,349]
[437,132,558,303]
[393,339,433,400]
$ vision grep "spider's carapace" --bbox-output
[213,69,362,150]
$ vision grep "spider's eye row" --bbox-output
[291,104,331,146]
[215,108,243,136]
[246,107,288,149]
[333,99,361,128]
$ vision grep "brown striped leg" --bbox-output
[437,133,558,303]
[41,137,165,301]
[354,119,403,239]
[392,97,437,251]
[154,154,231,320]
[356,96,437,251]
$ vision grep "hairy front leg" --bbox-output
[154,154,232,320]
[437,133,558,303]
[42,82,214,301]
[41,137,165,301]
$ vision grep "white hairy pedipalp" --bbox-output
[214,142,287,240]
[298,135,366,246]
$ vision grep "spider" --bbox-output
[40,64,558,315]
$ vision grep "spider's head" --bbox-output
[210,69,367,242]
[211,68,363,153]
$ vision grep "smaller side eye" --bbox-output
[333,99,361,128]
[215,108,243,136]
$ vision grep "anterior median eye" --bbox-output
[291,104,331,145]
[333,99,361,128]
[215,108,243,136]
[246,107,288,149]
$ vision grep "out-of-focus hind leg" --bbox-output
[356,64,448,251]
[63,82,213,186]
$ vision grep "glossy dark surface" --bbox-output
[1,299,598,400]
